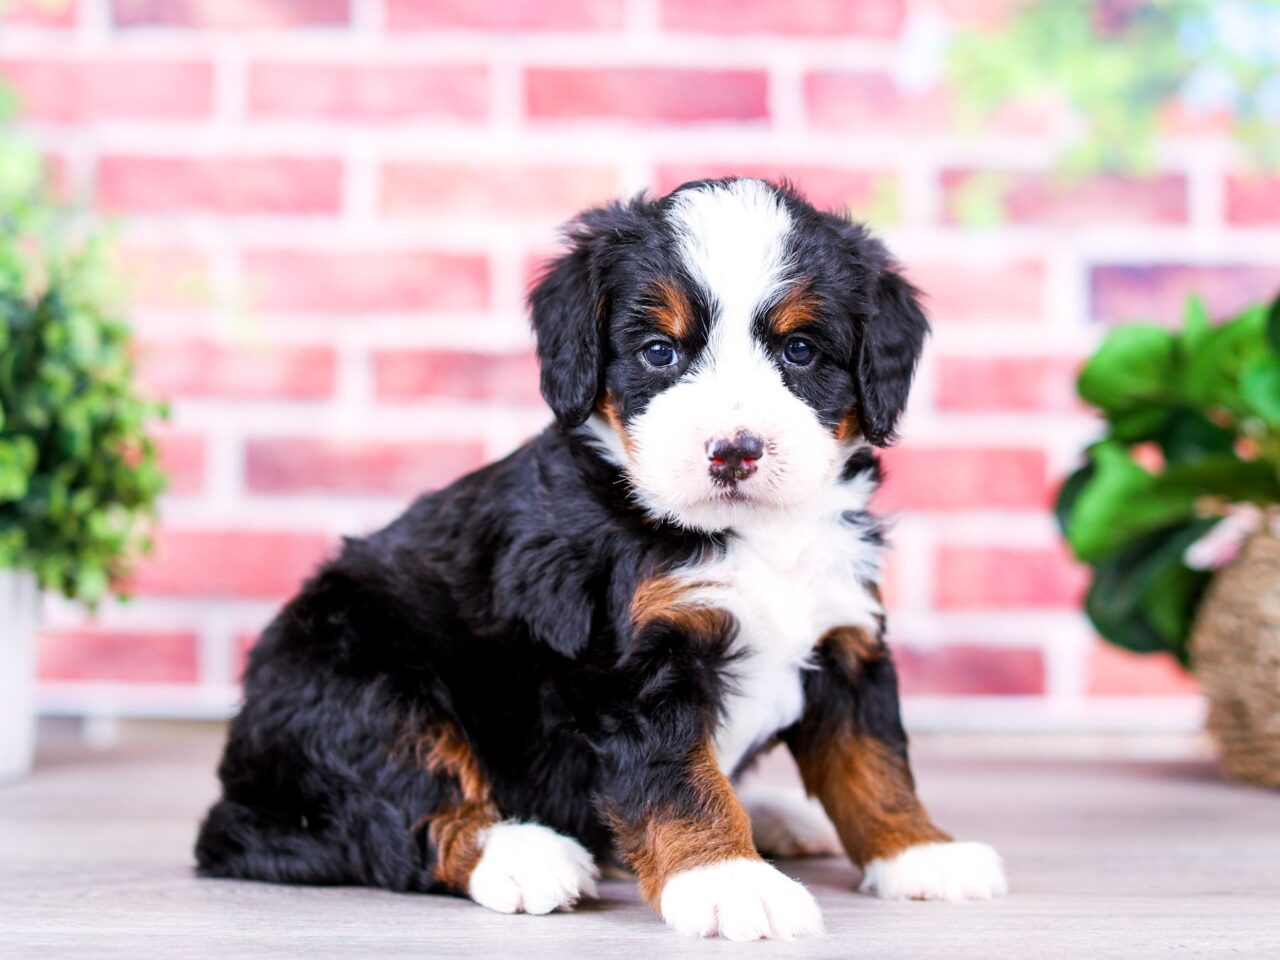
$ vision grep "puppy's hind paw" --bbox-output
[741,787,842,859]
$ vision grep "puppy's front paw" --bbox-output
[659,857,825,941]
[468,822,599,915]
[860,841,1007,902]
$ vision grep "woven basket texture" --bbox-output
[1192,533,1280,789]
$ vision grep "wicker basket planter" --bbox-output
[1192,532,1280,789]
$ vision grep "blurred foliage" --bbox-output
[0,88,166,606]
[1057,294,1280,665]
[950,0,1280,173]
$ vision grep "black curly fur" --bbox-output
[195,177,929,895]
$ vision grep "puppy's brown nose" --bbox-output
[707,430,765,483]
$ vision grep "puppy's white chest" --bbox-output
[685,495,884,774]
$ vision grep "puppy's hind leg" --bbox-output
[195,799,354,885]
[739,786,842,859]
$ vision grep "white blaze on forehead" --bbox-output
[623,179,838,532]
[666,179,794,338]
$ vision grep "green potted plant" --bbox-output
[0,105,166,782]
[1057,292,1280,787]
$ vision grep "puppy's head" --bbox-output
[530,178,928,531]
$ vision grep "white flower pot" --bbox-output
[0,570,39,784]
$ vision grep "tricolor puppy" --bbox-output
[196,178,1007,940]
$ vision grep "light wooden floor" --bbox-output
[1,725,1277,959]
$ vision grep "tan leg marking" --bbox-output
[415,727,500,892]
[612,741,760,908]
[630,575,732,641]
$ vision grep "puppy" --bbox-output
[195,178,1007,940]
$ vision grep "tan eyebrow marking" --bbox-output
[770,280,821,336]
[647,278,694,339]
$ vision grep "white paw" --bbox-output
[741,787,842,858]
[659,857,825,941]
[468,822,599,915]
[860,841,1007,902]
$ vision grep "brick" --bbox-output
[1090,264,1280,324]
[111,0,349,28]
[128,529,332,598]
[4,0,77,27]
[526,68,768,124]
[156,431,206,495]
[1224,174,1280,226]
[246,438,486,495]
[662,0,904,36]
[112,246,211,309]
[1086,643,1200,697]
[373,350,542,405]
[381,163,619,218]
[896,644,1045,695]
[38,630,199,683]
[248,63,488,121]
[653,164,892,217]
[941,170,1189,226]
[0,59,213,123]
[136,341,336,400]
[877,447,1050,512]
[877,550,904,610]
[906,259,1044,323]
[386,0,624,31]
[806,71,1070,138]
[97,156,342,215]
[935,544,1088,609]
[805,72,949,134]
[244,250,489,313]
[935,356,1083,412]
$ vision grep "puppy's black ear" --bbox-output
[529,202,640,428]
[854,263,930,446]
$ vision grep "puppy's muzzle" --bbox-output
[706,430,765,483]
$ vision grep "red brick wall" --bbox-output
[6,0,1239,729]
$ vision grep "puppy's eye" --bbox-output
[783,337,816,366]
[641,341,678,368]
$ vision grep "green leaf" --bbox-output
[1067,442,1195,561]
[1066,439,1278,563]
[0,436,38,502]
[1160,456,1280,504]
[1108,406,1172,443]
[1155,406,1234,463]
[1241,357,1280,427]
[1077,325,1179,415]
[1054,462,1093,535]
[1184,305,1268,417]
[1084,519,1215,666]
[1183,293,1211,352]
[1267,292,1280,353]
[1143,557,1209,665]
